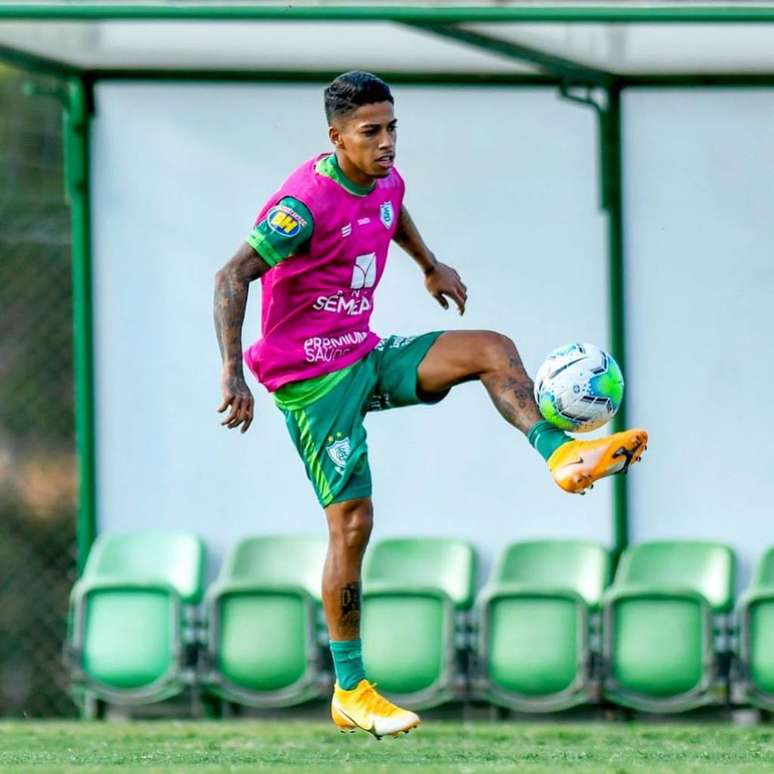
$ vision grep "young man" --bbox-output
[214,71,647,737]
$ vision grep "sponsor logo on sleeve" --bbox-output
[266,205,307,238]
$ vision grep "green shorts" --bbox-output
[281,332,448,507]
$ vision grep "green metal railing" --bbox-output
[62,78,95,576]
[3,4,774,23]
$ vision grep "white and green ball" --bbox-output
[534,342,624,432]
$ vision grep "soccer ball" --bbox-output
[534,342,624,432]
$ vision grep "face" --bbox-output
[329,101,397,183]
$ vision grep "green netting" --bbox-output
[0,65,76,717]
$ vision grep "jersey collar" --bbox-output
[316,153,376,197]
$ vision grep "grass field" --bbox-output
[1,721,774,773]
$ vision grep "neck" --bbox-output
[335,151,375,187]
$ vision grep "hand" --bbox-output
[217,369,254,433]
[425,262,468,315]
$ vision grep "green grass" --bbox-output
[1,721,773,773]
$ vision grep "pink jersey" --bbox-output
[244,155,405,392]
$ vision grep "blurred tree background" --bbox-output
[0,64,77,716]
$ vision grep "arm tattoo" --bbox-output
[213,243,269,374]
[339,581,361,637]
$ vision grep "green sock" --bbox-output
[527,419,572,461]
[330,639,366,690]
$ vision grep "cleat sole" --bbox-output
[551,428,648,495]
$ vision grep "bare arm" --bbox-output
[392,204,438,275]
[213,242,271,433]
[392,204,468,315]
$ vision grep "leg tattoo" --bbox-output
[339,581,361,637]
[482,349,542,434]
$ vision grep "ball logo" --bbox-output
[267,205,306,238]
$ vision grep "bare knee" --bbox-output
[326,498,373,558]
[479,331,517,372]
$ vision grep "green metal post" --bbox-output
[63,77,96,575]
[559,84,629,559]
[600,86,629,559]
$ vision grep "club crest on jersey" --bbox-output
[379,201,394,229]
[326,437,351,473]
[267,205,306,238]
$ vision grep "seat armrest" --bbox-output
[363,582,453,605]
[602,584,711,609]
[478,583,587,608]
[737,587,774,613]
[71,577,182,604]
[205,581,316,605]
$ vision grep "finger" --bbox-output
[227,401,245,428]
[233,397,252,429]
[220,404,236,425]
[434,293,449,310]
[217,396,233,414]
[238,398,253,424]
[221,398,242,427]
[448,286,465,315]
[240,405,254,433]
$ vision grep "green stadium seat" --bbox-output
[67,531,205,708]
[737,547,774,710]
[361,538,476,709]
[202,536,328,707]
[602,540,735,713]
[474,540,610,712]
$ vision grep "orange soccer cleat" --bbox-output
[331,680,420,739]
[548,428,648,494]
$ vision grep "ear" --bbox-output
[328,124,343,149]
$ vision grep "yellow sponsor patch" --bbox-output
[266,205,307,238]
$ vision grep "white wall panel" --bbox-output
[91,82,608,581]
[623,89,774,590]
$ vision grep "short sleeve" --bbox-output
[246,196,314,267]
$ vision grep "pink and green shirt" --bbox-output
[244,154,405,402]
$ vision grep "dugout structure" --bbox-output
[2,2,774,587]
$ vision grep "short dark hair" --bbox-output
[324,71,393,124]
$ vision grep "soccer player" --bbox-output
[214,71,647,738]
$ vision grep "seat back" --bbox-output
[752,547,774,588]
[83,531,205,604]
[615,541,734,612]
[492,540,610,607]
[364,538,476,608]
[219,536,327,599]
